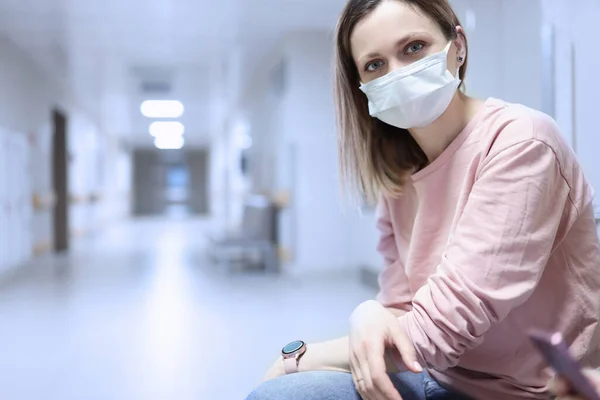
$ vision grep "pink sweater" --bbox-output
[376,98,600,399]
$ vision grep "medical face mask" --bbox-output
[359,41,461,129]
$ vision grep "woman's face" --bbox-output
[350,0,460,84]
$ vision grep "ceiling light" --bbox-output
[235,133,253,150]
[141,100,184,118]
[154,135,185,150]
[232,119,252,149]
[149,121,185,137]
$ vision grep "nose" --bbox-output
[387,58,409,73]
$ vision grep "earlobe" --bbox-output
[454,25,466,66]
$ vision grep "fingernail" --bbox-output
[414,361,423,372]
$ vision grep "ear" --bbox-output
[454,25,467,67]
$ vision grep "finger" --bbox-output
[549,376,570,395]
[352,337,389,400]
[351,374,362,397]
[356,350,379,400]
[355,378,376,400]
[367,341,403,400]
[359,361,375,399]
[261,360,282,382]
[350,350,371,399]
[390,324,422,374]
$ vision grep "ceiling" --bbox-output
[0,0,346,147]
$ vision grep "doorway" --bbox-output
[132,149,209,217]
[132,149,167,215]
[52,109,69,253]
[164,162,190,217]
[186,150,209,215]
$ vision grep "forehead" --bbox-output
[350,1,443,57]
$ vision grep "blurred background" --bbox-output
[0,0,597,398]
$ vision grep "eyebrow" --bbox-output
[358,32,432,64]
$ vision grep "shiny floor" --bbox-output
[0,217,375,400]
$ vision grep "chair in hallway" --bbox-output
[209,194,279,272]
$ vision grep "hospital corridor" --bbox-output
[0,217,374,399]
[0,0,599,399]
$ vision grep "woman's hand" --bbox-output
[550,369,600,399]
[261,357,286,382]
[349,300,422,400]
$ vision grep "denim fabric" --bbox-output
[246,371,471,400]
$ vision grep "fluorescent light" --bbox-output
[235,133,253,150]
[233,120,250,137]
[149,121,185,137]
[154,135,185,150]
[141,100,184,118]
[232,119,252,149]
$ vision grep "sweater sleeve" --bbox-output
[375,195,413,312]
[400,139,573,370]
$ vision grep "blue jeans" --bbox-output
[246,371,472,400]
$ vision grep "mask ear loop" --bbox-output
[443,41,453,54]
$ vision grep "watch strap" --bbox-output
[283,356,299,374]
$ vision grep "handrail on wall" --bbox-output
[32,192,56,211]
[68,192,103,205]
[32,191,107,210]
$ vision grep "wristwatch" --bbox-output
[281,340,307,374]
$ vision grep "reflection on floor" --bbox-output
[0,218,375,400]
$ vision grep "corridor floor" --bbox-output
[0,218,375,400]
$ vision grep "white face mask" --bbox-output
[359,41,461,129]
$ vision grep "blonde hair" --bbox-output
[334,0,468,204]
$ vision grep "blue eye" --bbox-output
[365,60,384,72]
[406,42,425,54]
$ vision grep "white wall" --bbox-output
[69,113,101,236]
[540,0,600,214]
[100,135,132,225]
[238,30,356,272]
[69,113,132,235]
[0,127,31,273]
[280,32,354,271]
[499,0,543,111]
[0,36,61,259]
[207,48,255,234]
[207,125,229,230]
[0,34,131,273]
[449,0,543,110]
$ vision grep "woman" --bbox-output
[246,0,600,399]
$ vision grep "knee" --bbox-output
[246,371,359,400]
[246,377,284,400]
[246,384,272,400]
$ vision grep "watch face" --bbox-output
[282,340,305,355]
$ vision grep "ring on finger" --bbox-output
[353,376,365,392]
[354,377,364,389]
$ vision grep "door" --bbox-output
[187,150,209,215]
[52,109,69,252]
[132,149,167,215]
